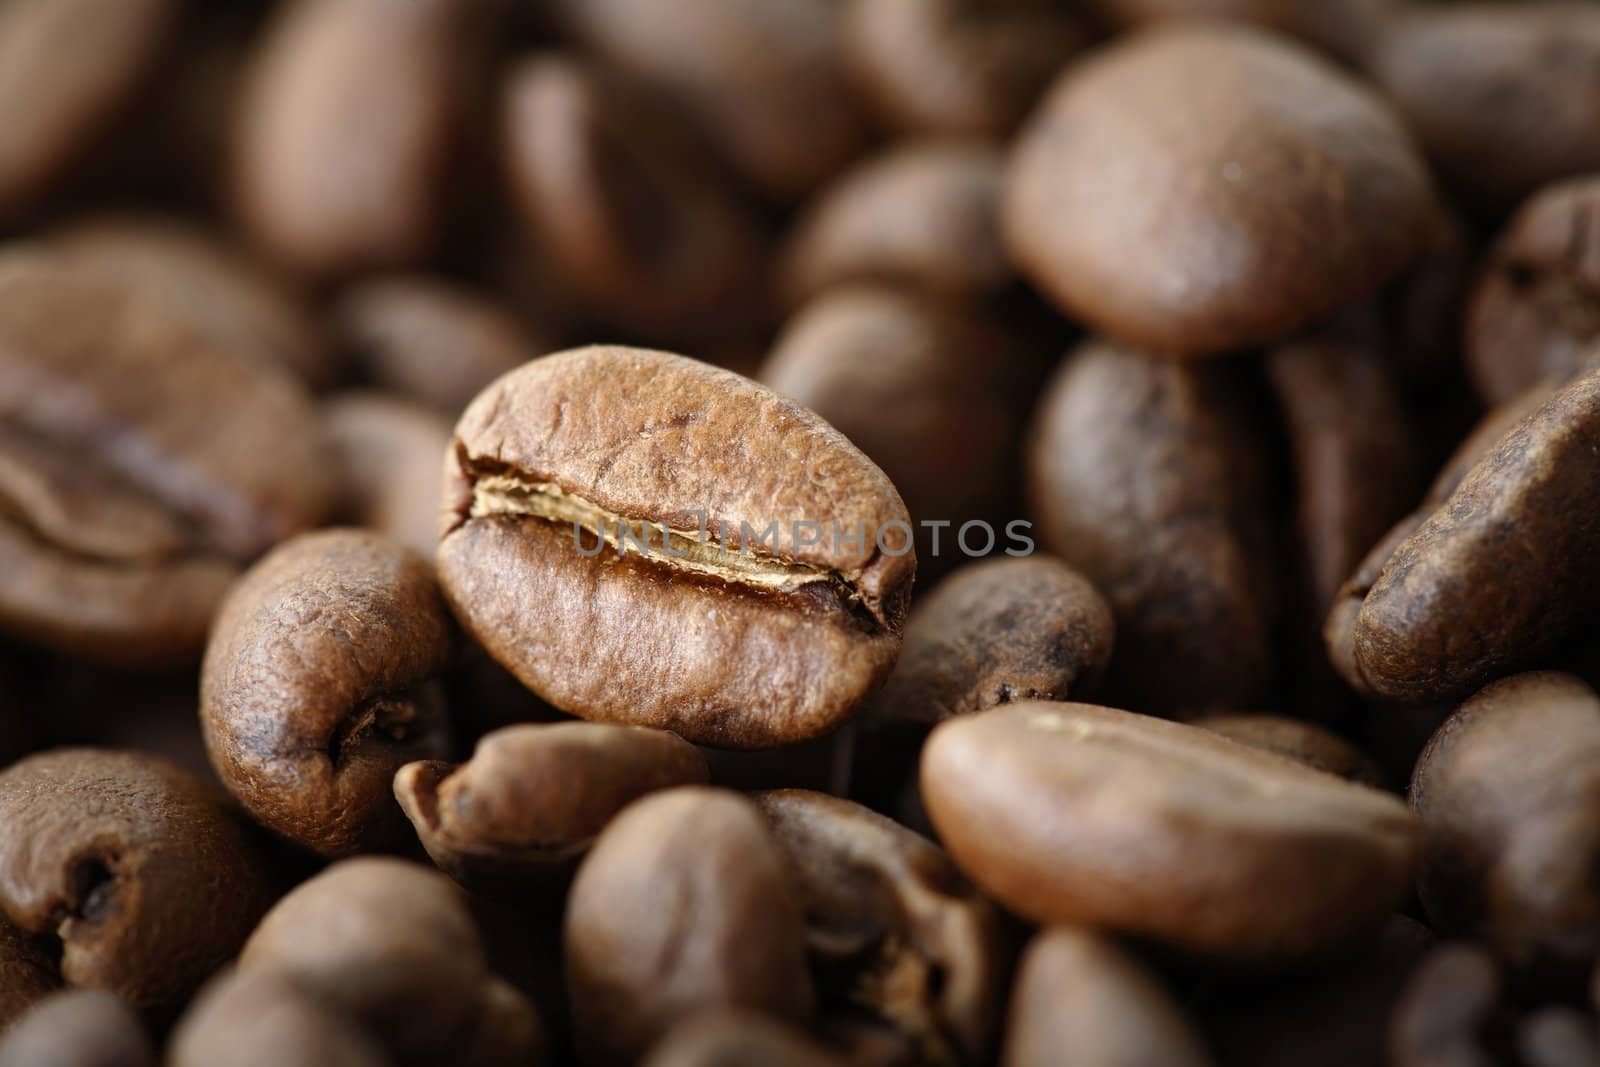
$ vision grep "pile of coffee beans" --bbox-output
[2,0,1600,1063]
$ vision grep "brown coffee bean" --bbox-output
[0,749,272,1011]
[754,790,1008,1066]
[1085,0,1389,61]
[0,990,152,1067]
[0,254,333,667]
[438,346,914,749]
[333,275,540,416]
[0,0,177,221]
[1026,340,1276,716]
[760,286,1028,571]
[921,702,1418,964]
[241,857,541,1067]
[1328,367,1600,704]
[1466,176,1600,407]
[50,215,334,390]
[1004,24,1433,356]
[1387,944,1501,1067]
[501,57,771,346]
[1193,714,1386,787]
[566,787,813,1066]
[0,920,60,1032]
[169,970,387,1067]
[201,529,455,856]
[551,0,868,199]
[1370,3,1600,211]
[395,722,709,888]
[322,392,454,558]
[1521,1008,1600,1067]
[865,555,1114,734]
[1412,672,1600,976]
[643,1012,845,1067]
[233,0,480,278]
[842,0,1087,137]
[1003,928,1213,1067]
[779,141,1010,308]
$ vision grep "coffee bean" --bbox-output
[322,392,455,558]
[0,0,177,221]
[1084,0,1388,62]
[842,0,1087,137]
[1370,3,1600,211]
[232,0,482,278]
[643,1011,845,1067]
[0,749,272,1011]
[551,0,868,199]
[1026,340,1276,716]
[779,141,1010,308]
[394,722,709,888]
[1466,176,1600,407]
[1193,714,1386,788]
[240,856,541,1067]
[0,254,333,667]
[566,788,813,1065]
[1387,944,1501,1067]
[1327,367,1600,704]
[1412,672,1600,977]
[921,702,1418,963]
[0,920,60,1031]
[754,789,1010,1065]
[0,990,153,1067]
[1003,928,1213,1067]
[169,970,387,1067]
[1004,24,1433,356]
[438,346,914,749]
[332,275,541,416]
[201,529,455,856]
[865,555,1114,734]
[1520,1008,1600,1067]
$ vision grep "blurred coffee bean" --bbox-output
[0,920,60,1031]
[1026,341,1277,716]
[1194,714,1385,787]
[0,989,153,1067]
[1084,0,1389,62]
[395,722,709,889]
[0,750,272,1011]
[1371,3,1600,212]
[201,530,455,856]
[566,788,813,1066]
[643,1011,845,1067]
[322,392,454,557]
[1003,928,1213,1067]
[921,702,1418,964]
[1521,1008,1600,1067]
[1005,23,1433,355]
[1467,176,1600,406]
[1387,944,1503,1067]
[169,970,387,1067]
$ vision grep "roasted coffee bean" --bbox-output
[643,1012,845,1067]
[1521,1008,1600,1067]
[1004,24,1433,356]
[201,529,454,856]
[1370,3,1600,211]
[865,555,1114,734]
[1387,944,1502,1067]
[1327,367,1600,704]
[1411,672,1600,977]
[566,788,813,1065]
[842,0,1086,137]
[779,141,1010,308]
[921,702,1418,964]
[169,970,387,1067]
[233,0,481,278]
[332,275,540,416]
[50,215,334,390]
[1466,176,1600,407]
[438,346,914,749]
[1084,0,1388,62]
[0,920,60,1031]
[1193,714,1386,788]
[395,722,709,888]
[0,749,272,1011]
[551,0,867,199]
[0,990,153,1067]
[323,392,454,557]
[0,254,332,667]
[241,857,542,1067]
[761,286,1028,572]
[754,789,1009,1066]
[0,0,177,221]
[1026,340,1276,716]
[1003,928,1213,1067]
[501,57,771,347]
